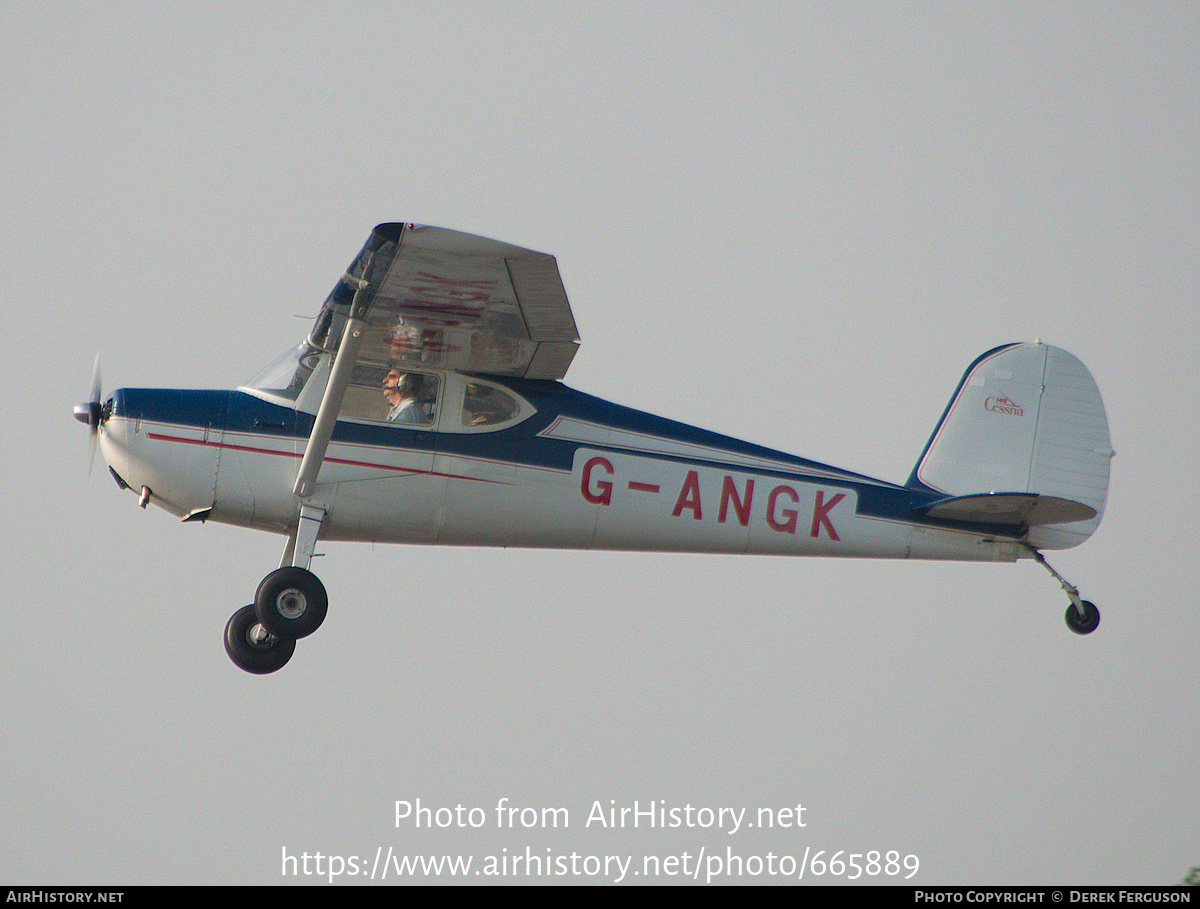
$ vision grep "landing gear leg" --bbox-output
[282,503,326,572]
[1024,545,1100,635]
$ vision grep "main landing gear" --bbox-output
[224,504,329,673]
[224,568,328,673]
[1025,545,1101,635]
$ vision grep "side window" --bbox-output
[462,382,520,427]
[340,367,439,426]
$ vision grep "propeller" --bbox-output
[72,355,104,474]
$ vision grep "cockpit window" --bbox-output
[463,382,521,427]
[245,342,319,401]
[339,366,439,426]
[245,346,531,434]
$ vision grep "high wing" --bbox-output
[308,222,580,380]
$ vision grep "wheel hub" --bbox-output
[276,589,307,619]
[247,622,274,650]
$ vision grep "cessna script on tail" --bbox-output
[75,223,1114,673]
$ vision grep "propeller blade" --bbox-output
[89,355,102,415]
[75,355,104,475]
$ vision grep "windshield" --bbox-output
[244,342,321,402]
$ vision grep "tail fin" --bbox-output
[907,342,1113,550]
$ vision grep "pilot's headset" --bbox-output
[397,373,421,398]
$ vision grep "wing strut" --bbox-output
[292,314,363,498]
[292,273,374,499]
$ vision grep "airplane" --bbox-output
[74,223,1114,674]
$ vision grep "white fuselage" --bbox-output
[98,378,1023,566]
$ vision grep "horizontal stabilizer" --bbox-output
[917,493,1097,528]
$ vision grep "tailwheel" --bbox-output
[225,604,296,674]
[1065,600,1100,635]
[254,566,328,640]
[1025,545,1102,636]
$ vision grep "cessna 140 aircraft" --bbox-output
[75,223,1113,673]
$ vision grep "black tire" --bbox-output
[1065,600,1100,635]
[254,567,328,640]
[224,604,296,674]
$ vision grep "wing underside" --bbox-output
[309,223,580,380]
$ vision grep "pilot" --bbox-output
[382,369,430,424]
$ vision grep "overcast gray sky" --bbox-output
[4,1,1197,886]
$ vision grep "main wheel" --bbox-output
[225,604,296,674]
[1065,600,1100,635]
[254,566,328,640]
